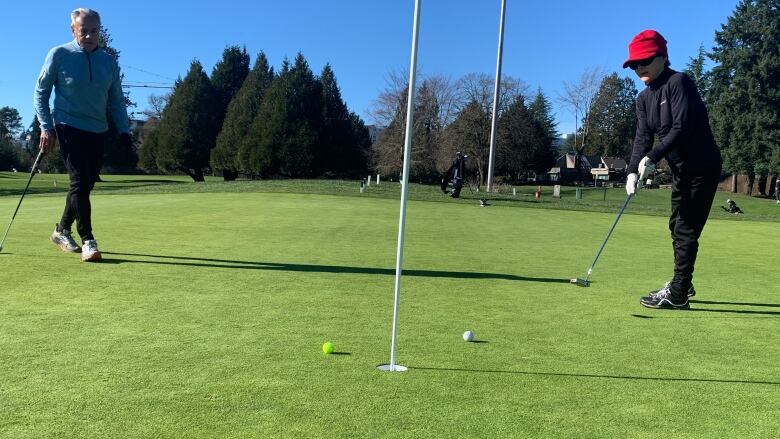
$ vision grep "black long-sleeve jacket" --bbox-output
[628,68,722,176]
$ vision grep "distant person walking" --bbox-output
[775,177,779,204]
[623,30,722,310]
[34,8,131,262]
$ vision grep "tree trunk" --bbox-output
[183,167,205,182]
[222,169,238,181]
[770,174,779,198]
[757,174,767,196]
[731,174,737,193]
[745,172,755,196]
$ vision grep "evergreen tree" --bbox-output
[684,44,711,101]
[528,88,559,148]
[497,95,555,180]
[346,111,371,177]
[709,0,780,194]
[138,117,160,171]
[0,107,22,140]
[320,64,357,177]
[587,73,638,157]
[0,136,16,170]
[154,61,218,181]
[244,53,322,177]
[211,51,273,179]
[209,46,250,180]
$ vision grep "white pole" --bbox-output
[378,0,421,373]
[486,0,507,193]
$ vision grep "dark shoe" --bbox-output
[51,226,81,253]
[640,283,689,310]
[642,281,695,300]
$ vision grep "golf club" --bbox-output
[571,192,633,287]
[0,148,45,253]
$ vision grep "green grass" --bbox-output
[0,174,778,438]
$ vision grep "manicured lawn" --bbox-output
[0,174,778,437]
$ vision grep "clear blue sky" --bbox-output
[2,0,739,136]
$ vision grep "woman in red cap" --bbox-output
[623,29,722,310]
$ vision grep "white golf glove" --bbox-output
[626,173,638,195]
[638,156,656,180]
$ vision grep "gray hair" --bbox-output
[70,8,101,27]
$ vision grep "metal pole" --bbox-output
[378,0,421,373]
[486,0,507,193]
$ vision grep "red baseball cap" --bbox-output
[623,30,668,68]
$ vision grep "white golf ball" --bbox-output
[462,330,474,342]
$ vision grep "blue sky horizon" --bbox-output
[2,1,739,138]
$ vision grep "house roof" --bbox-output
[602,157,627,170]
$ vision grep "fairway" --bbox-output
[1,182,778,438]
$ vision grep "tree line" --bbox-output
[140,48,371,182]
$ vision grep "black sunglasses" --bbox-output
[628,56,658,70]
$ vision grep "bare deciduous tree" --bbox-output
[142,93,170,120]
[558,67,605,151]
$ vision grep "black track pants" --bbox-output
[56,124,104,242]
[668,171,720,294]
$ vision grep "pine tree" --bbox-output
[211,51,273,179]
[587,73,638,158]
[709,0,780,194]
[497,95,555,181]
[528,88,559,148]
[154,61,218,181]
[684,44,711,101]
[319,64,353,176]
[209,46,250,180]
[244,53,322,178]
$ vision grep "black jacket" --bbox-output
[628,68,722,176]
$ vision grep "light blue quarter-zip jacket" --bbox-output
[34,40,129,134]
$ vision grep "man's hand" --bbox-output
[119,132,133,150]
[39,130,56,153]
[626,173,638,195]
[638,156,656,180]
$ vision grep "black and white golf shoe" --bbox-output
[51,226,80,253]
[640,283,690,310]
[642,281,695,300]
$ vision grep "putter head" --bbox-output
[570,278,590,287]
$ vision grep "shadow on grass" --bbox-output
[101,251,571,283]
[690,299,780,308]
[632,308,780,318]
[409,366,780,386]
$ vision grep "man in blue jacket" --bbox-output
[623,30,722,310]
[34,8,131,262]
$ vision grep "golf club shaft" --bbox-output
[0,148,45,250]
[584,193,632,280]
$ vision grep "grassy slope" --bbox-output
[0,178,778,438]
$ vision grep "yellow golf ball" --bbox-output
[322,342,334,354]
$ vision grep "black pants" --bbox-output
[56,124,104,242]
[669,170,720,294]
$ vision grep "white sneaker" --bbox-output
[81,239,102,262]
[51,227,80,252]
